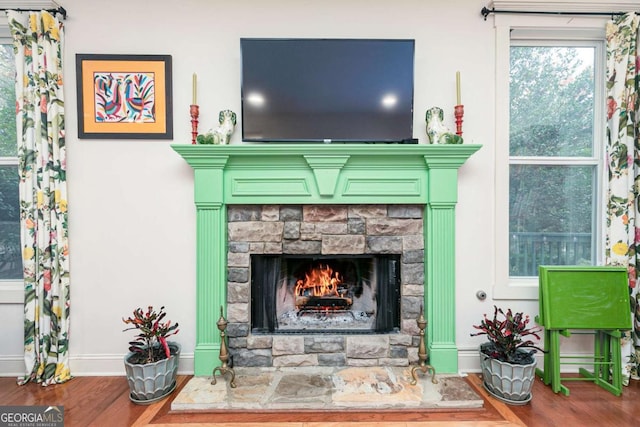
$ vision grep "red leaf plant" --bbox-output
[471,305,543,365]
[123,306,179,364]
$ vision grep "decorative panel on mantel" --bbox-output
[172,143,481,376]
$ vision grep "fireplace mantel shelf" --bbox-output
[172,143,481,375]
[172,143,480,157]
[172,144,481,204]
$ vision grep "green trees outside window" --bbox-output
[0,43,21,280]
[509,46,598,276]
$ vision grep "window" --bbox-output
[509,42,600,277]
[0,36,22,298]
[494,21,606,299]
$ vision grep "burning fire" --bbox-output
[295,264,342,298]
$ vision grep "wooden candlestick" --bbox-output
[190,104,199,145]
[454,104,464,136]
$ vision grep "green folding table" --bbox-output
[536,266,631,396]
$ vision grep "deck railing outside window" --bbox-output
[509,232,593,277]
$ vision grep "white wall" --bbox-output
[0,0,573,376]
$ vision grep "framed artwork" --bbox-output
[76,54,173,139]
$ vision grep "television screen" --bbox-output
[240,38,415,143]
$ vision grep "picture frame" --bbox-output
[76,54,173,139]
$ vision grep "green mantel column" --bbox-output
[422,151,476,374]
[172,144,481,375]
[189,156,229,376]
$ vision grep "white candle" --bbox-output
[192,73,197,105]
[456,71,461,105]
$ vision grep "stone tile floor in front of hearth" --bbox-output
[171,366,483,411]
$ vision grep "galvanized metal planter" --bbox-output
[124,342,181,404]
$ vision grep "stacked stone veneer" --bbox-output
[226,204,425,368]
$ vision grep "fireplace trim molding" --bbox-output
[172,143,481,376]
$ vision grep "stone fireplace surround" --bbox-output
[226,204,424,367]
[172,143,480,376]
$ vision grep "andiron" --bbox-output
[211,306,237,388]
[411,307,438,385]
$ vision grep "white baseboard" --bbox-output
[458,347,586,374]
[0,355,24,378]
[0,353,195,377]
[2,349,599,377]
[457,347,484,373]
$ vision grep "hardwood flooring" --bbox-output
[1,373,638,426]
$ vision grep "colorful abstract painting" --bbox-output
[93,72,156,123]
[76,54,172,139]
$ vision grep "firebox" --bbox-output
[251,254,401,334]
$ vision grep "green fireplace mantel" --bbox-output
[172,143,481,375]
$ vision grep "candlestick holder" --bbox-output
[410,306,437,385]
[211,306,237,388]
[190,104,199,145]
[454,104,464,136]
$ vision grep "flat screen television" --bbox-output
[240,38,415,143]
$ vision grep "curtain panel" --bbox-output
[7,10,71,386]
[605,12,640,382]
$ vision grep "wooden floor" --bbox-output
[1,373,639,426]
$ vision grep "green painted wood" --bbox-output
[424,204,458,371]
[174,144,480,205]
[193,166,228,376]
[422,157,466,372]
[538,266,631,330]
[537,266,630,396]
[194,207,224,375]
[172,143,481,375]
[303,155,350,196]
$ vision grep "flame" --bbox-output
[295,264,342,298]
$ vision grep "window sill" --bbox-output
[0,281,23,304]
[492,277,539,300]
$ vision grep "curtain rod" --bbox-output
[1,6,67,20]
[481,6,636,21]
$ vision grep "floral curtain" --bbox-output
[605,12,640,382]
[7,10,71,385]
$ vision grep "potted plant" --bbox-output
[122,306,180,404]
[471,305,542,404]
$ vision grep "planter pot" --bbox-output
[124,342,181,404]
[479,344,536,404]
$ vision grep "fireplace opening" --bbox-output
[251,254,401,334]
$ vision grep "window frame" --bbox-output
[0,28,22,304]
[493,14,607,300]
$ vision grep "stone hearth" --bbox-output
[171,367,483,411]
[173,143,480,376]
